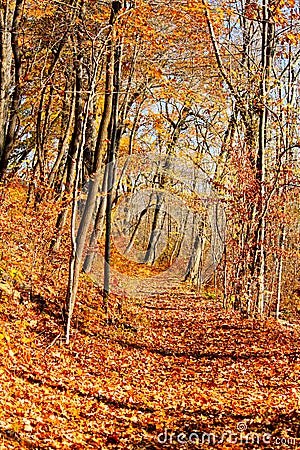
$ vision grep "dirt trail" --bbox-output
[99,290,300,449]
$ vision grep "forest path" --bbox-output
[94,287,300,449]
[0,285,300,449]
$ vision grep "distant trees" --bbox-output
[205,0,300,315]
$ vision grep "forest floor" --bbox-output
[0,280,300,449]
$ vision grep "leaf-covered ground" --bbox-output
[0,282,299,449]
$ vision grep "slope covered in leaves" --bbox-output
[0,283,300,449]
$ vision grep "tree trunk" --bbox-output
[0,0,23,180]
[256,0,274,314]
[103,4,123,313]
[51,53,84,252]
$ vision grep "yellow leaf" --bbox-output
[0,282,13,295]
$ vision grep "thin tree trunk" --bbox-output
[51,53,84,252]
[82,166,109,273]
[103,10,123,313]
[48,86,76,187]
[257,0,274,315]
[276,226,286,320]
[144,192,166,265]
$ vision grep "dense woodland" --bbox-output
[0,0,300,448]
